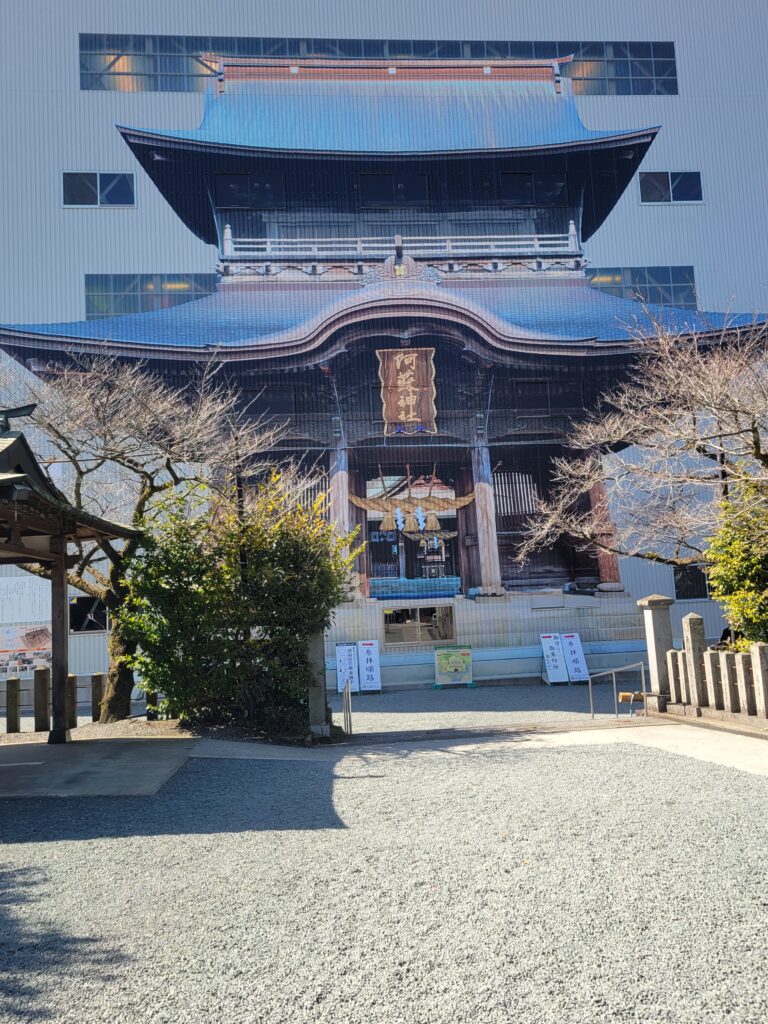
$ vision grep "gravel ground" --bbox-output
[2,741,767,1023]
[330,680,647,737]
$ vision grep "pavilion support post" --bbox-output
[48,545,70,744]
[470,439,503,594]
[589,480,624,592]
[329,445,351,537]
[33,667,50,732]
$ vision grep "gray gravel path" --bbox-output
[1,742,767,1023]
[330,680,646,737]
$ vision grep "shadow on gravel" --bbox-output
[0,867,127,1021]
[0,758,346,845]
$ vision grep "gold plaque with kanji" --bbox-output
[377,348,437,436]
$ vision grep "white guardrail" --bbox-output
[221,227,580,260]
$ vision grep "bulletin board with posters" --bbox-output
[434,646,473,688]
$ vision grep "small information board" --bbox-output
[357,640,382,692]
[434,646,473,688]
[335,642,360,694]
[540,633,569,684]
[560,632,590,683]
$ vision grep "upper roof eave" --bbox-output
[117,123,659,160]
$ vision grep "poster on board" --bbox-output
[561,632,590,682]
[540,634,569,684]
[0,624,53,676]
[357,640,382,692]
[434,646,473,688]
[335,642,360,694]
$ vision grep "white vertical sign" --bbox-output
[357,640,382,692]
[561,632,590,682]
[335,642,360,694]
[540,633,569,684]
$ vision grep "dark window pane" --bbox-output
[363,39,386,57]
[640,172,671,203]
[214,173,283,208]
[653,59,677,79]
[646,266,673,286]
[652,42,675,59]
[671,172,703,202]
[532,41,557,58]
[337,38,364,57]
[631,78,654,95]
[210,37,240,54]
[235,37,262,56]
[484,40,510,58]
[507,42,534,58]
[654,76,678,95]
[435,41,462,58]
[630,59,654,78]
[250,175,284,208]
[606,78,633,96]
[80,33,103,50]
[579,41,605,58]
[393,172,428,205]
[261,38,287,56]
[606,41,630,59]
[556,40,579,57]
[629,42,653,58]
[387,39,413,56]
[626,267,649,287]
[360,173,394,207]
[534,173,569,206]
[575,78,607,95]
[670,265,696,285]
[500,172,534,206]
[63,172,98,205]
[99,173,135,205]
[674,565,708,600]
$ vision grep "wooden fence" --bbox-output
[0,670,107,733]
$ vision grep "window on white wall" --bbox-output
[63,172,135,207]
[673,564,709,600]
[639,171,703,204]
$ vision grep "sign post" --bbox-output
[335,642,360,694]
[540,633,569,684]
[357,640,382,693]
[561,632,590,683]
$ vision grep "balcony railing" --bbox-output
[220,222,580,261]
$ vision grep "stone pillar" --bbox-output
[719,651,740,713]
[307,633,330,739]
[48,545,70,744]
[703,651,723,710]
[682,613,707,707]
[589,480,623,592]
[470,441,503,593]
[735,653,757,716]
[750,643,768,719]
[666,649,682,703]
[637,595,674,704]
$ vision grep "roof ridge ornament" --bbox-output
[0,404,36,434]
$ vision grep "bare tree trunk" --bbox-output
[100,620,137,723]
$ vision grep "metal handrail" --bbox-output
[587,661,648,721]
[223,230,579,260]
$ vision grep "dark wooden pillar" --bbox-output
[471,441,503,593]
[48,543,70,744]
[588,480,624,590]
[456,465,481,590]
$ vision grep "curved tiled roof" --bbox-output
[119,77,655,157]
[1,275,755,360]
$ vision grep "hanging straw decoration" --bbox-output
[403,511,419,532]
[380,510,396,532]
[425,510,441,531]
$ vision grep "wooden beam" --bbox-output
[0,541,54,561]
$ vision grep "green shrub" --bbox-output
[707,488,768,644]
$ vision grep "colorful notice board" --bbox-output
[434,646,474,688]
